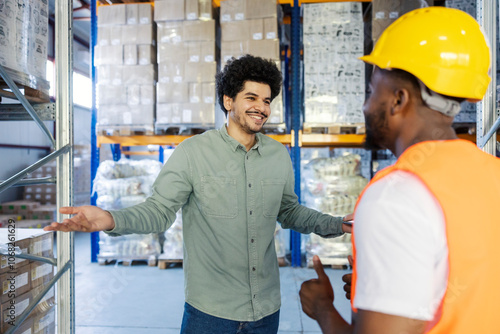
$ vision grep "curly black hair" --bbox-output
[216,55,283,116]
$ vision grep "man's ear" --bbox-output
[223,95,233,113]
[392,88,411,116]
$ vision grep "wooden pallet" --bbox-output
[154,124,213,135]
[158,258,183,269]
[97,126,155,136]
[261,123,287,135]
[303,123,365,135]
[0,82,50,104]
[98,255,157,267]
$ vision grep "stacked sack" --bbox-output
[302,154,368,267]
[93,159,163,259]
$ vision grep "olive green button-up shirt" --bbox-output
[107,125,344,321]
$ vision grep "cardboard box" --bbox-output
[248,39,280,60]
[158,44,188,64]
[29,205,56,221]
[221,21,249,42]
[138,45,156,65]
[0,215,20,229]
[157,21,184,44]
[138,3,154,24]
[264,17,278,40]
[30,263,53,290]
[185,0,199,20]
[33,307,55,334]
[0,263,31,304]
[372,0,434,41]
[0,230,30,274]
[98,4,126,26]
[199,0,213,20]
[95,45,123,66]
[202,83,215,104]
[245,0,277,20]
[1,284,55,332]
[220,0,245,22]
[183,20,215,42]
[157,83,189,104]
[158,62,185,83]
[189,83,202,103]
[140,85,156,105]
[123,45,138,65]
[156,103,215,125]
[200,41,216,63]
[184,62,217,83]
[126,4,139,25]
[154,0,185,22]
[0,201,40,219]
[127,85,141,106]
[122,64,156,85]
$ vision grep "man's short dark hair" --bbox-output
[216,55,283,115]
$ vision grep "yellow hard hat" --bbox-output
[360,7,491,101]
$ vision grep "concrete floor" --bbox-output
[73,232,352,334]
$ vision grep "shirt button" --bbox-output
[249,210,252,215]
[246,156,249,160]
[253,294,256,299]
[248,183,251,188]
[252,267,256,271]
[251,239,254,243]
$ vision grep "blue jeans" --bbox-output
[180,303,280,334]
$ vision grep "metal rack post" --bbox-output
[90,0,100,263]
[477,0,498,154]
[55,0,75,332]
[290,0,302,267]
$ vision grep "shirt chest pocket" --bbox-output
[261,179,286,218]
[201,176,238,218]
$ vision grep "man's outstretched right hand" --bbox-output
[43,206,115,232]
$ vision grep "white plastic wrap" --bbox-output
[162,210,183,260]
[303,154,368,267]
[94,159,163,259]
[274,223,286,258]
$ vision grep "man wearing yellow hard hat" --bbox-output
[300,6,500,334]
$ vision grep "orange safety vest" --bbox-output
[351,139,500,333]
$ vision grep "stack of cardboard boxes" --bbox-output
[95,3,157,135]
[0,0,50,95]
[154,0,217,131]
[302,2,365,126]
[0,229,55,334]
[220,0,284,125]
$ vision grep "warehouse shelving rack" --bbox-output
[90,0,498,267]
[0,1,75,333]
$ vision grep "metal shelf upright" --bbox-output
[0,0,75,332]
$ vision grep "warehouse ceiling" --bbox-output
[48,0,92,46]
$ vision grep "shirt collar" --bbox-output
[218,124,264,155]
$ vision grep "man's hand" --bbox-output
[300,255,335,320]
[342,255,354,300]
[342,213,354,233]
[43,206,115,232]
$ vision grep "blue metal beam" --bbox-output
[90,0,100,263]
[290,0,302,267]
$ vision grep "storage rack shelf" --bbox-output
[91,0,494,268]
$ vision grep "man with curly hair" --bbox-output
[45,54,350,333]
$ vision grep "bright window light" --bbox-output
[74,72,91,108]
[46,60,92,109]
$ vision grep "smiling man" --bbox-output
[45,54,351,334]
